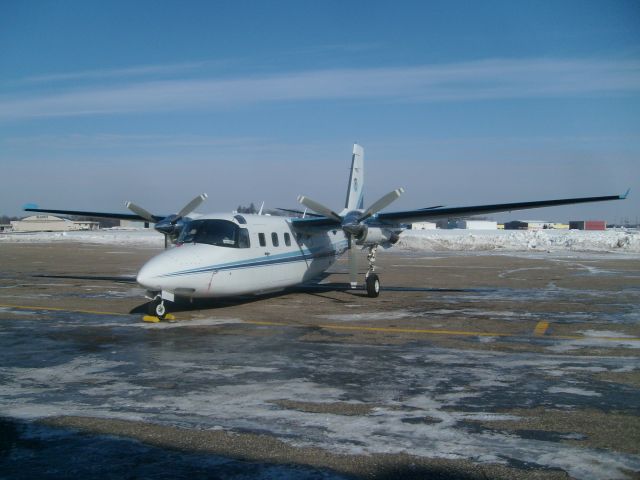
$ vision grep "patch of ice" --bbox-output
[580,330,635,338]
[319,310,414,322]
[548,386,602,397]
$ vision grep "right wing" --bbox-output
[376,191,628,225]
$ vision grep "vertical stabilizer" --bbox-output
[345,144,364,211]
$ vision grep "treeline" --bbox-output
[236,203,285,216]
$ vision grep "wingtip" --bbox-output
[23,203,39,210]
[621,188,631,200]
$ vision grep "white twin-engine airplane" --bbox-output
[26,144,628,319]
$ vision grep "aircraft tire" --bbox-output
[155,301,166,318]
[148,296,166,318]
[366,274,380,298]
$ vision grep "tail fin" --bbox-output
[345,144,364,211]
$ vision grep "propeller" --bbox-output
[126,193,208,248]
[298,188,404,287]
[124,202,156,223]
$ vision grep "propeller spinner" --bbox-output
[126,193,208,248]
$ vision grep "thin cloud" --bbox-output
[21,61,212,84]
[1,58,639,121]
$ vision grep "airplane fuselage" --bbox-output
[136,213,348,299]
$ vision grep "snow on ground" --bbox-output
[397,229,640,254]
[0,229,164,247]
[1,228,640,254]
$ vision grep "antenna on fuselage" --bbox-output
[258,201,265,215]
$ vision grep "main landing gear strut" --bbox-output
[365,245,380,298]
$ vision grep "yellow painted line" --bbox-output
[1,304,639,342]
[534,321,550,336]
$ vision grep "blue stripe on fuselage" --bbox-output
[160,241,348,278]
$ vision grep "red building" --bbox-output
[569,220,606,231]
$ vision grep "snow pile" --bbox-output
[397,229,640,253]
[0,229,164,247]
[2,228,639,253]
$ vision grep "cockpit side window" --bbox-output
[238,228,250,248]
[178,219,246,248]
[234,215,247,224]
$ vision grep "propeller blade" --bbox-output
[358,188,405,222]
[125,201,156,223]
[177,193,208,219]
[297,195,342,222]
[348,236,358,289]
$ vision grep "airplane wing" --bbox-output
[290,191,628,229]
[376,191,629,225]
[23,207,165,222]
[289,216,341,228]
[275,208,325,218]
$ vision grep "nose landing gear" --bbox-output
[151,296,166,317]
[144,294,175,322]
[365,245,380,298]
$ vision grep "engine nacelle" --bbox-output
[355,226,400,247]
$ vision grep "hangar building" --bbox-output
[11,215,100,232]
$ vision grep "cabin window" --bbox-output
[234,215,247,225]
[271,232,279,247]
[284,232,291,246]
[258,233,266,247]
[178,219,249,248]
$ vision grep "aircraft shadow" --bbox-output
[33,274,137,284]
[129,283,494,315]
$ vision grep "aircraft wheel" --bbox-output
[366,274,380,298]
[155,301,166,318]
[148,296,166,319]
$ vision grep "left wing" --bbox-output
[376,191,629,225]
[24,207,166,222]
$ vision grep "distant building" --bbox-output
[0,224,12,232]
[11,215,99,232]
[411,222,437,230]
[451,220,497,230]
[569,220,606,231]
[119,219,151,229]
[504,220,552,230]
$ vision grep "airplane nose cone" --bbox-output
[136,244,212,292]
[136,255,167,290]
[136,265,151,289]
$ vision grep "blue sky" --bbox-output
[1,0,639,223]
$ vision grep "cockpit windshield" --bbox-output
[177,219,250,248]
